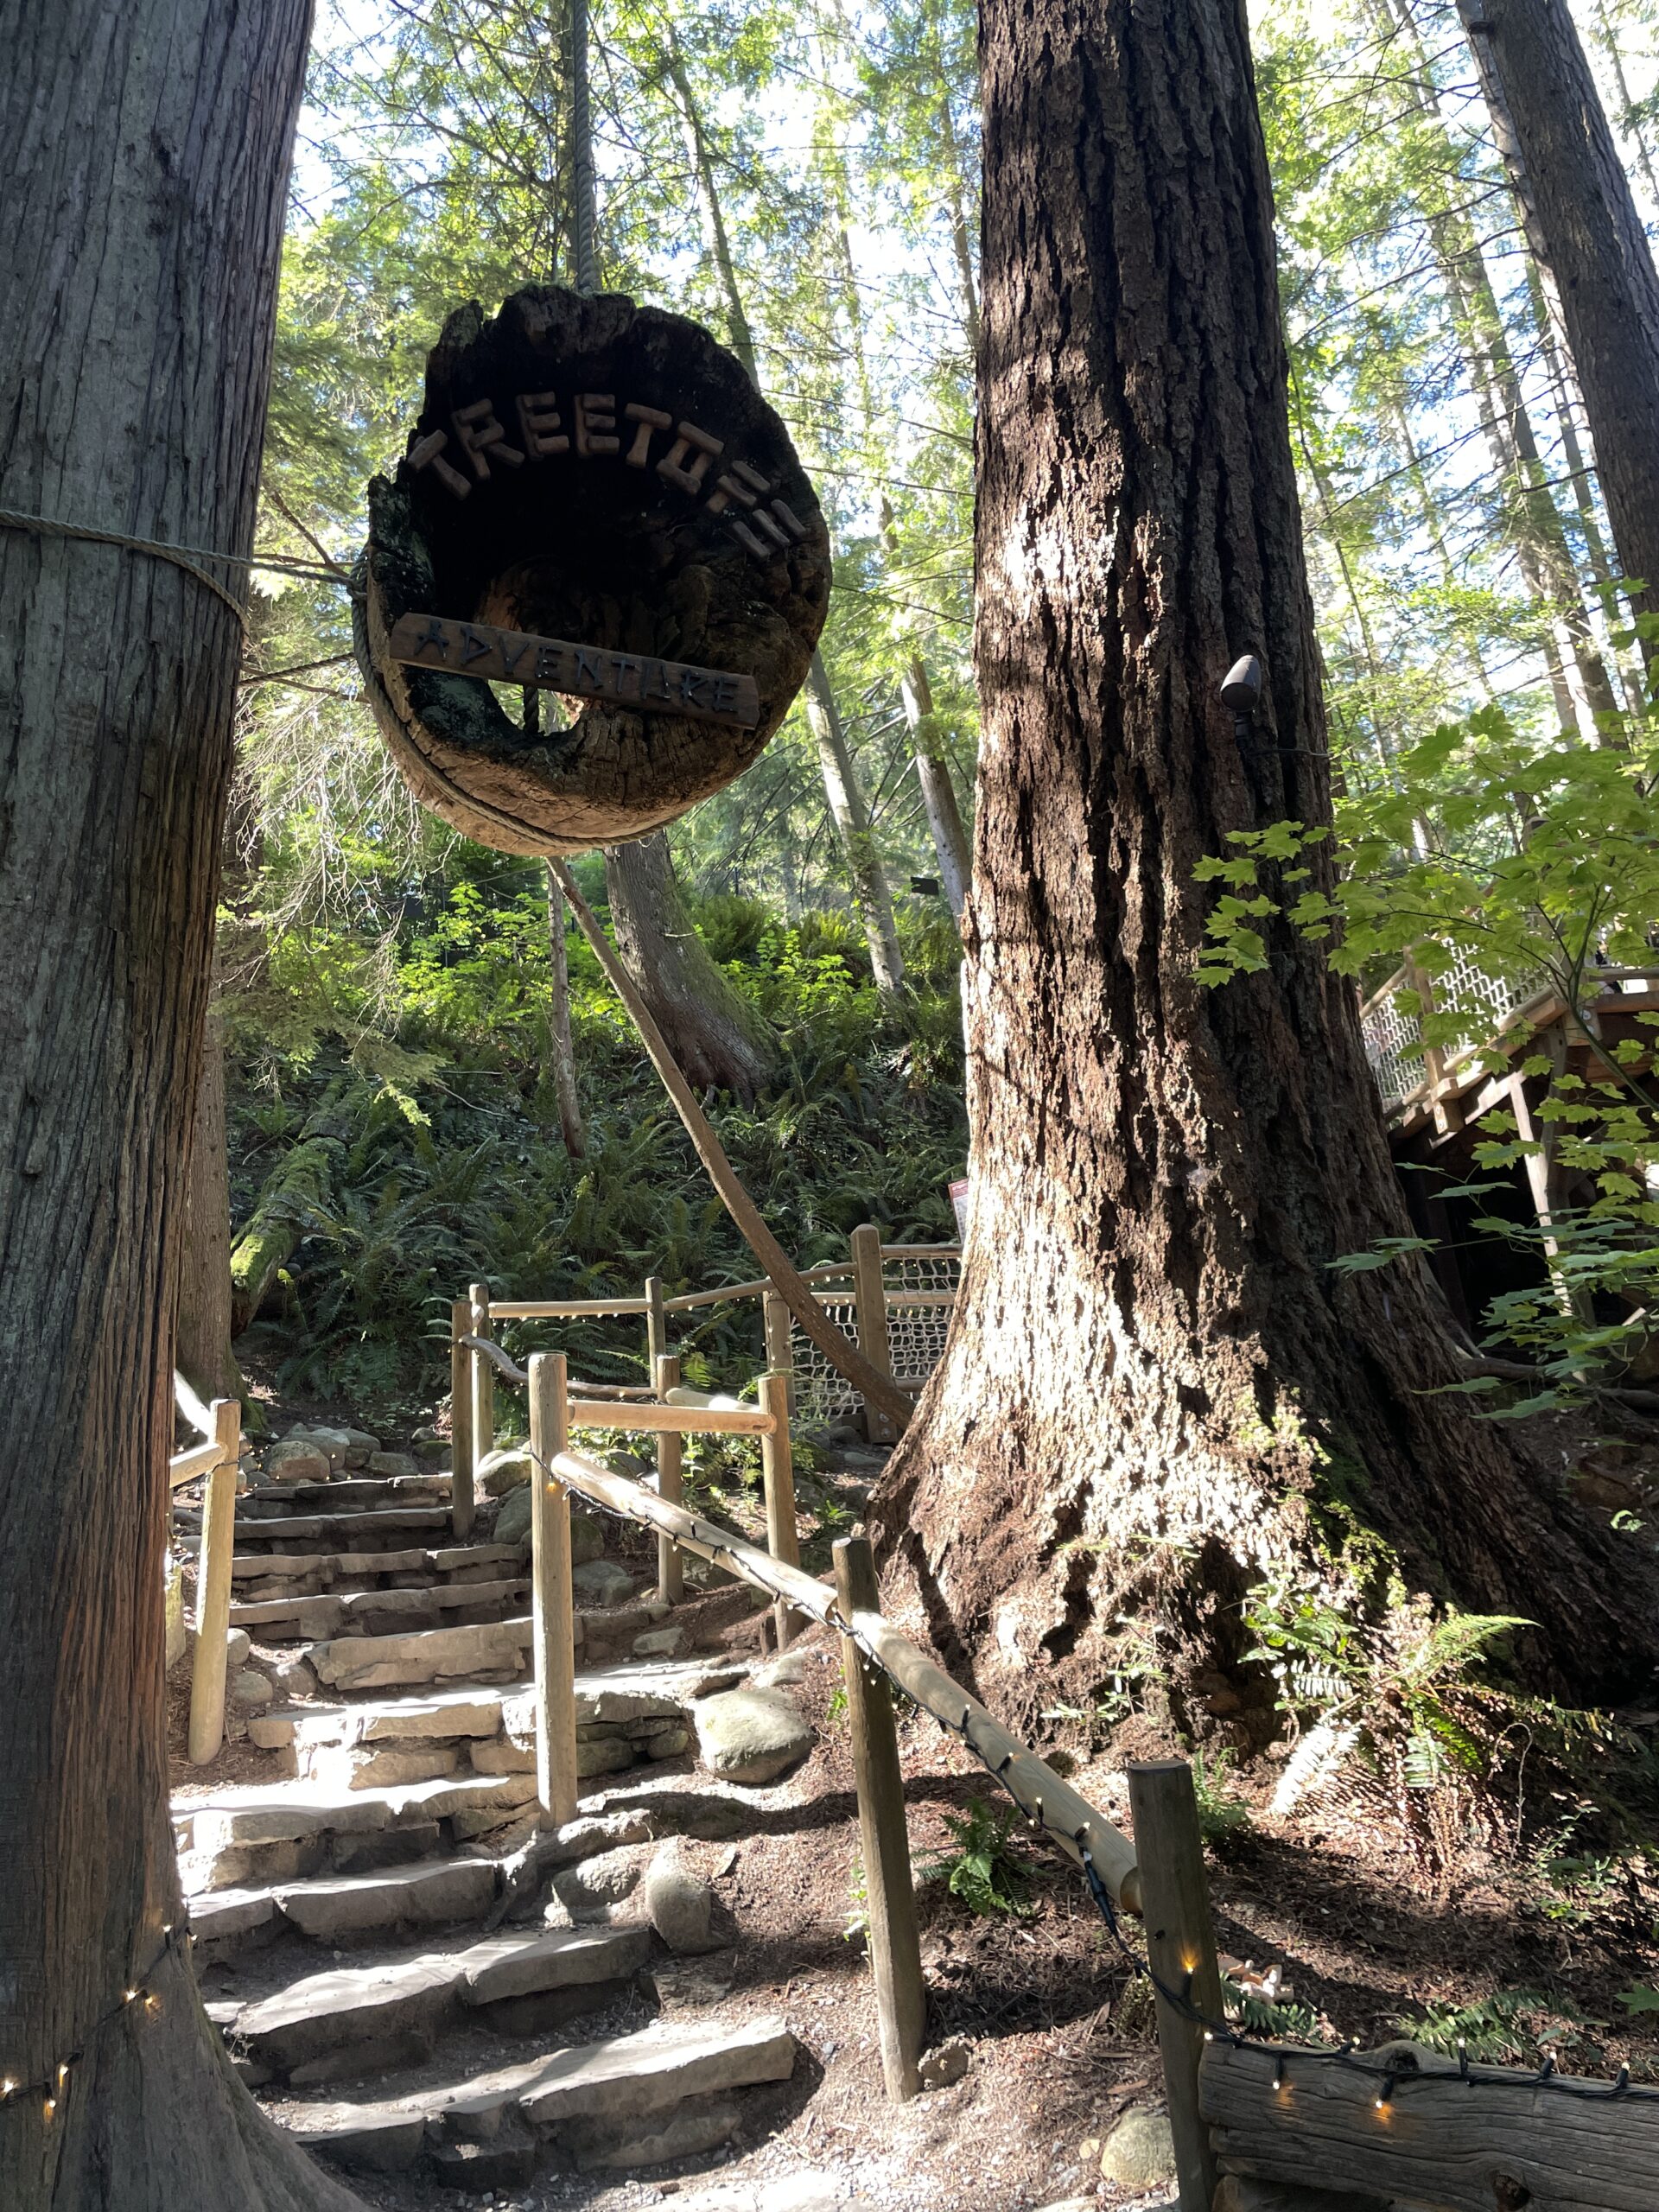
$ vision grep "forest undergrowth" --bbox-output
[223,855,968,1420]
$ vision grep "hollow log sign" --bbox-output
[355,288,832,855]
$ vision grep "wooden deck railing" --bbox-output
[169,1374,242,1764]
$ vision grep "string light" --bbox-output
[2,1925,185,2126]
[1375,2074,1395,2113]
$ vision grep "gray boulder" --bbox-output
[573,1559,636,1606]
[693,1687,816,1783]
[265,1440,329,1484]
[366,1450,419,1478]
[231,1668,274,1712]
[644,1846,721,1954]
[493,1485,531,1545]
[1099,2108,1177,2191]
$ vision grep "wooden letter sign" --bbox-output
[355,287,830,857]
[386,613,761,730]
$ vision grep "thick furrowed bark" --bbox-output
[874,0,1659,1726]
[0,3,353,2204]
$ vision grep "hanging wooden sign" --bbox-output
[354,287,831,856]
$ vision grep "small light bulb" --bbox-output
[56,2064,68,2090]
[1203,2030,1215,2044]
[1273,2059,1286,2093]
[42,2096,55,2121]
[124,1989,139,2005]
[0,2078,15,2099]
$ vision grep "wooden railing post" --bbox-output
[654,1351,684,1604]
[760,1369,799,1645]
[468,1279,494,1519]
[1127,1760,1224,2212]
[188,1397,242,1765]
[450,1294,475,1539]
[762,1287,793,1412]
[645,1274,666,1374]
[850,1223,898,1444]
[529,1351,578,1828]
[833,1535,925,2101]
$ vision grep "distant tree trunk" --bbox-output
[0,5,359,2211]
[1459,0,1659,649]
[802,655,907,991]
[541,864,586,1155]
[175,1007,245,1403]
[899,658,971,919]
[665,40,908,991]
[602,833,777,1099]
[874,0,1656,1725]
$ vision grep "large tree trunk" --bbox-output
[874,0,1657,1727]
[175,1007,246,1404]
[0,6,358,2209]
[602,833,777,1099]
[1458,0,1659,647]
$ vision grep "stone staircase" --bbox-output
[171,1424,816,2190]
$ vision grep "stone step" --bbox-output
[228,1578,531,1643]
[287,2014,798,2175]
[238,1476,450,1513]
[243,1662,709,1789]
[185,1811,649,1960]
[304,1615,537,1692]
[176,1771,542,1890]
[231,1541,527,1590]
[231,1924,653,2084]
[229,1507,455,1552]
[285,1599,689,1695]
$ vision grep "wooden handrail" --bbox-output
[566,1397,777,1437]
[490,1296,653,1319]
[168,1437,222,1489]
[536,1440,1141,1911]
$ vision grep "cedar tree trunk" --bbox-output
[874,0,1658,1727]
[602,832,777,1099]
[0,3,360,2208]
[1458,0,1659,645]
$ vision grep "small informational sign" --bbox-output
[387,613,760,730]
[949,1177,970,1242]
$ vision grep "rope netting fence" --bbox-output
[791,1248,960,1426]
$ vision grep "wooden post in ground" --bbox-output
[654,1351,684,1605]
[450,1294,475,1540]
[763,1288,793,1413]
[760,1369,800,1645]
[469,1279,494,1514]
[833,1534,925,2101]
[850,1223,898,1444]
[645,1274,667,1376]
[188,1397,243,1766]
[529,1351,578,1827]
[1127,1760,1224,2212]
